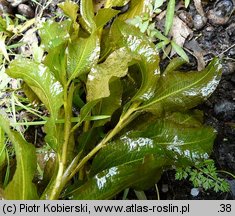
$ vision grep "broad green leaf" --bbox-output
[58,0,79,38]
[6,59,63,119]
[93,79,123,127]
[39,19,71,51]
[119,0,150,20]
[90,116,215,175]
[67,34,100,81]
[44,43,67,85]
[0,128,6,168]
[94,8,119,29]
[79,0,96,34]
[58,0,79,22]
[140,58,222,114]
[164,0,175,36]
[184,0,190,8]
[0,114,38,200]
[105,0,130,8]
[69,156,165,200]
[171,41,189,63]
[86,48,132,101]
[6,59,64,150]
[111,19,160,101]
[163,57,186,74]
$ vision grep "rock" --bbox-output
[193,14,207,30]
[228,47,235,58]
[214,100,235,120]
[178,11,193,28]
[191,188,199,197]
[0,0,12,15]
[221,61,235,75]
[17,3,34,18]
[227,23,235,40]
[7,0,27,7]
[208,0,234,25]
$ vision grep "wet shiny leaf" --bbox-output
[94,8,119,29]
[93,79,123,127]
[58,0,79,22]
[91,116,215,175]
[67,34,100,81]
[79,0,96,33]
[39,19,71,51]
[6,59,64,150]
[0,114,38,200]
[86,48,132,101]
[110,19,160,101]
[44,43,67,85]
[105,0,130,8]
[6,59,63,119]
[119,0,149,20]
[140,58,222,115]
[70,156,164,200]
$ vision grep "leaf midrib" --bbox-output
[140,64,216,109]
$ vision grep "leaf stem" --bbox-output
[64,102,141,182]
[48,84,74,200]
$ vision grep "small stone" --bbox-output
[228,47,235,58]
[7,0,27,7]
[0,0,13,15]
[214,100,235,120]
[221,61,235,75]
[178,11,193,28]
[208,0,234,25]
[191,188,199,197]
[193,14,207,30]
[17,3,34,18]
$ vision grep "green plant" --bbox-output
[175,160,230,192]
[0,0,222,200]
[127,0,190,62]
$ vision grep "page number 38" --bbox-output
[218,204,232,213]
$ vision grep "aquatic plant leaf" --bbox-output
[119,0,150,20]
[67,34,100,81]
[39,19,71,51]
[6,59,64,150]
[140,58,222,115]
[91,117,215,175]
[94,8,119,29]
[0,114,38,200]
[44,43,67,85]
[86,48,132,101]
[79,0,96,33]
[58,0,79,22]
[70,156,165,200]
[6,59,63,119]
[105,0,130,8]
[110,19,160,101]
[93,79,123,127]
